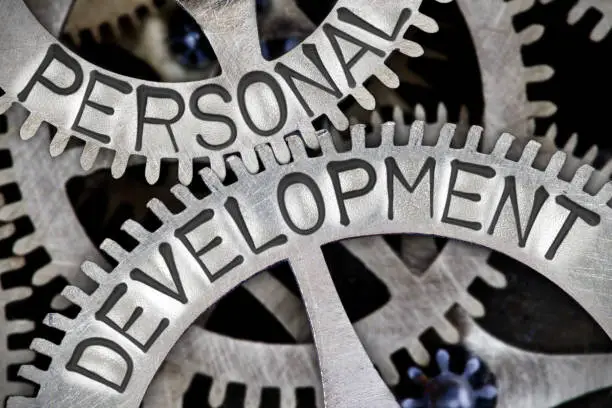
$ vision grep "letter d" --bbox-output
[66,337,133,393]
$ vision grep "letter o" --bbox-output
[237,71,288,136]
[277,173,326,235]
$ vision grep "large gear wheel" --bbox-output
[0,0,446,184]
[7,121,612,407]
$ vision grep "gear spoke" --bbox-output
[289,246,398,408]
[176,0,263,77]
[242,271,311,341]
[455,309,612,408]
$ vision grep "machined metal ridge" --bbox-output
[7,121,612,407]
[0,0,446,184]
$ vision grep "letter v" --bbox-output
[130,243,188,304]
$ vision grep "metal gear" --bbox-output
[0,252,35,403]
[63,0,167,44]
[0,0,445,184]
[126,0,316,82]
[455,0,555,150]
[7,120,612,407]
[454,308,612,407]
[540,0,612,41]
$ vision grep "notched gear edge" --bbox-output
[7,118,612,407]
[0,0,448,185]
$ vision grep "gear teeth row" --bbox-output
[14,119,612,407]
[0,0,449,185]
[1,112,36,401]
[541,0,612,41]
[63,0,165,45]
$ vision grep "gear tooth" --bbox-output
[381,122,396,146]
[461,293,485,317]
[3,287,32,306]
[7,317,34,335]
[392,105,406,127]
[61,285,89,307]
[80,260,109,283]
[286,134,308,161]
[43,313,74,332]
[121,219,149,242]
[100,239,129,262]
[208,380,227,408]
[17,365,45,385]
[436,102,449,123]
[398,40,424,58]
[80,143,100,171]
[563,133,579,154]
[0,222,15,240]
[408,121,425,147]
[582,145,599,165]
[145,158,162,184]
[519,140,542,166]
[13,233,37,256]
[0,256,25,273]
[240,148,260,175]
[210,155,227,182]
[199,167,224,193]
[298,121,319,149]
[19,113,43,140]
[49,129,71,157]
[352,86,376,111]
[0,201,25,222]
[7,396,37,408]
[519,24,545,45]
[227,155,251,178]
[370,110,383,130]
[437,124,457,147]
[317,129,337,154]
[478,264,508,289]
[256,144,279,169]
[147,198,174,223]
[492,133,515,158]
[567,4,586,25]
[111,151,130,179]
[0,95,13,114]
[543,123,558,142]
[530,100,557,119]
[408,339,430,366]
[414,104,426,121]
[413,13,439,33]
[171,184,197,207]
[32,263,66,287]
[590,22,609,42]
[464,126,482,151]
[435,317,461,344]
[545,151,568,177]
[572,164,595,191]
[350,124,367,150]
[178,157,194,185]
[601,158,612,180]
[327,108,349,131]
[29,338,57,358]
[243,387,262,408]
[596,183,612,206]
[271,139,291,164]
[373,65,400,89]
[279,389,297,408]
[525,64,554,83]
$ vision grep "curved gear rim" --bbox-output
[0,0,445,184]
[8,120,612,407]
